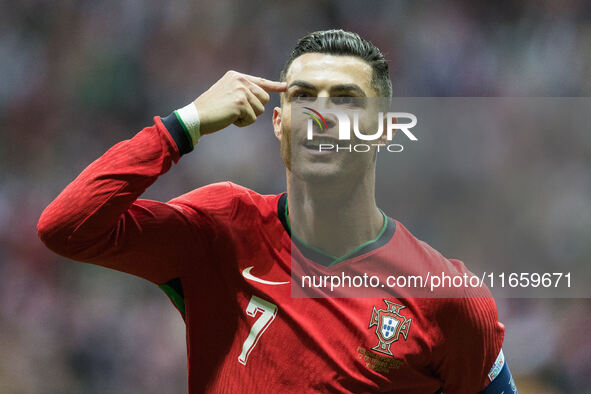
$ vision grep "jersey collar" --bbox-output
[277,193,396,267]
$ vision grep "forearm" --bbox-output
[37,116,184,258]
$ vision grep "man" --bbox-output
[38,30,516,393]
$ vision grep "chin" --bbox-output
[289,161,348,185]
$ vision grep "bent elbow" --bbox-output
[37,206,71,256]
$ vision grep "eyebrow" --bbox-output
[287,80,367,97]
[287,80,316,90]
[330,83,367,97]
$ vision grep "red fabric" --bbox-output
[37,119,504,393]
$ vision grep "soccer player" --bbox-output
[37,30,517,393]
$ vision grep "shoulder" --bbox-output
[168,181,280,221]
[168,181,236,215]
[437,291,502,333]
[392,219,478,279]
[391,220,449,264]
[392,219,501,322]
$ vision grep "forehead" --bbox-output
[285,53,374,93]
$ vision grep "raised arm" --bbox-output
[37,71,286,284]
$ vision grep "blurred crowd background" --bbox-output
[1,0,590,393]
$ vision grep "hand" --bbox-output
[193,70,287,135]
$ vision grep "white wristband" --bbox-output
[176,102,201,145]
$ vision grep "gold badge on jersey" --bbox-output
[356,347,403,373]
[368,300,412,356]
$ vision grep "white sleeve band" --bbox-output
[487,349,505,381]
[176,102,201,145]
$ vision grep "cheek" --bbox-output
[279,123,292,170]
[281,106,291,126]
[280,108,292,140]
[352,112,380,139]
[281,121,291,150]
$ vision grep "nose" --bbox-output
[322,114,337,129]
[317,90,330,98]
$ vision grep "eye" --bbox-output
[294,91,312,98]
[290,91,316,102]
[332,95,366,107]
[335,95,354,103]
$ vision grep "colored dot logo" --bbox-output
[303,107,328,132]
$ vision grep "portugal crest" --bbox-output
[368,300,412,356]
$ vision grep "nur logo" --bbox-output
[303,107,418,153]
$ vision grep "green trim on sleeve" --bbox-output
[159,282,186,317]
[173,110,196,146]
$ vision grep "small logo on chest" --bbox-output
[368,300,412,356]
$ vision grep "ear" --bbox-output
[273,106,282,141]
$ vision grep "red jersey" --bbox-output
[37,115,505,393]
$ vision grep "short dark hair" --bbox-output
[280,29,392,98]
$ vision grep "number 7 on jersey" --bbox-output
[238,295,278,365]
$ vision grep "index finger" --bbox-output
[244,75,287,93]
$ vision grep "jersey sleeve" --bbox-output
[36,115,233,285]
[434,284,506,393]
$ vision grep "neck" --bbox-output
[286,170,384,258]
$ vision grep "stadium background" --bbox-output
[1,1,590,392]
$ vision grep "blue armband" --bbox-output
[479,361,517,393]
